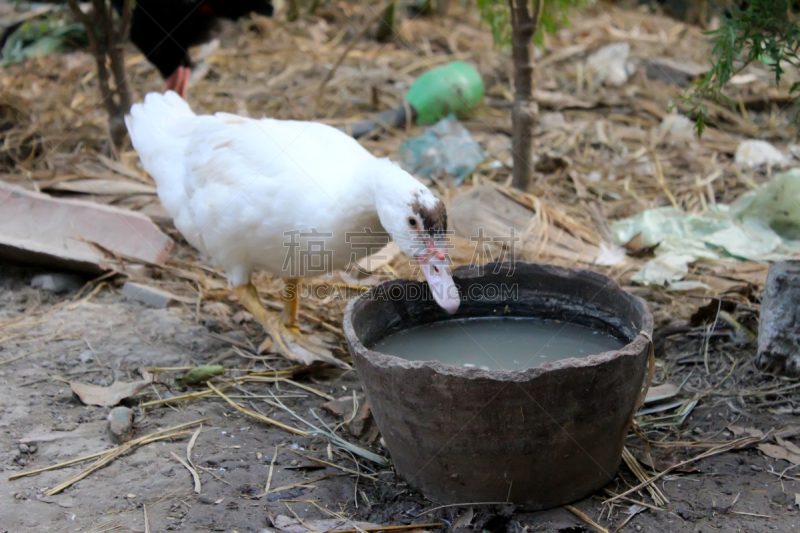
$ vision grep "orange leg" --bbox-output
[234,283,343,368]
[281,278,300,329]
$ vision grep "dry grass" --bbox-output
[2,0,798,521]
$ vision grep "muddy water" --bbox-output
[373,316,626,370]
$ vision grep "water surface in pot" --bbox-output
[372,316,626,370]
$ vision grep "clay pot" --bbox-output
[343,262,653,510]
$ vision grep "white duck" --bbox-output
[126,91,459,368]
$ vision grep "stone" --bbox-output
[347,400,373,438]
[78,349,94,363]
[107,406,135,444]
[321,394,364,417]
[659,113,696,140]
[645,57,707,87]
[757,261,800,375]
[0,181,173,274]
[121,281,177,309]
[30,273,84,294]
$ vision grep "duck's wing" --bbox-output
[181,113,377,229]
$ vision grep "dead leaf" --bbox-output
[757,442,800,466]
[69,379,152,407]
[271,515,381,533]
[778,436,800,455]
[623,232,658,257]
[451,507,474,533]
[730,426,765,439]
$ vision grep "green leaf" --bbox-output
[476,0,591,48]
[687,0,800,137]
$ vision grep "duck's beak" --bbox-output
[420,252,460,314]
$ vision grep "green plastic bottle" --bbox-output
[405,61,485,124]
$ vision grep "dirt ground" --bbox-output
[0,260,798,533]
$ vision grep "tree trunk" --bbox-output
[509,0,543,191]
[66,0,134,156]
[375,0,397,42]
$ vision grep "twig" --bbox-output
[187,424,202,465]
[196,464,232,486]
[565,506,609,533]
[732,511,771,518]
[9,419,207,481]
[421,502,509,514]
[265,445,278,495]
[317,0,397,94]
[263,474,330,496]
[286,449,387,484]
[621,447,668,506]
[602,490,664,513]
[140,383,235,407]
[45,429,193,496]
[144,504,150,533]
[170,451,201,493]
[207,382,308,436]
[605,435,765,505]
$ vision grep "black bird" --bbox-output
[112,0,274,97]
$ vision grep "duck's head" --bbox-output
[373,159,460,314]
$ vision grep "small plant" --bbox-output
[689,0,800,136]
[477,0,588,190]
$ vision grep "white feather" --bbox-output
[126,91,433,286]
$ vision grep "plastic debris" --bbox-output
[611,203,800,286]
[734,139,789,169]
[2,17,86,65]
[405,61,484,124]
[397,114,485,185]
[587,43,635,87]
[594,242,627,266]
[731,168,800,240]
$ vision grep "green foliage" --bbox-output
[2,16,87,65]
[476,0,591,47]
[689,0,800,136]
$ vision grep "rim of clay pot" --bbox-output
[343,262,654,383]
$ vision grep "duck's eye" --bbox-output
[407,217,419,229]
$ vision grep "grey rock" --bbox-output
[197,495,215,505]
[107,406,135,444]
[18,443,29,453]
[78,349,94,363]
[757,260,800,375]
[121,281,177,309]
[30,273,84,294]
